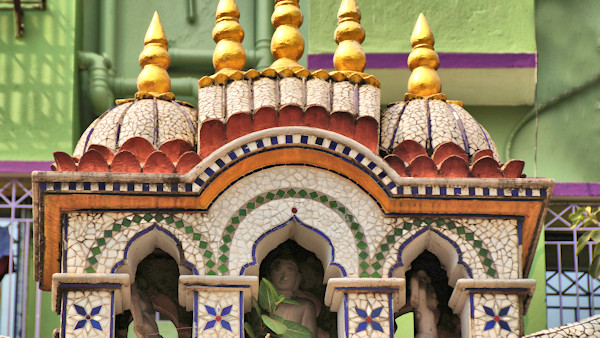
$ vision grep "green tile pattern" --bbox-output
[84,213,212,273]
[215,189,370,276]
[372,218,498,278]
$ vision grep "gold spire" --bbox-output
[333,0,366,72]
[406,13,442,99]
[136,11,173,99]
[269,0,306,72]
[212,0,246,73]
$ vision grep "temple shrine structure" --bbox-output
[30,0,598,337]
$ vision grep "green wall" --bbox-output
[0,0,78,161]
[309,0,536,54]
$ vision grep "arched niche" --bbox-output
[389,228,473,287]
[112,224,195,280]
[111,225,195,337]
[240,217,347,284]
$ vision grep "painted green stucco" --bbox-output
[523,232,547,334]
[0,0,78,161]
[308,0,536,54]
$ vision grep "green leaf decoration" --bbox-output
[253,298,262,316]
[259,278,281,314]
[281,299,301,306]
[577,231,594,254]
[281,319,313,338]
[590,231,600,242]
[570,207,585,227]
[590,248,600,278]
[277,294,286,305]
[244,322,256,338]
[261,314,288,335]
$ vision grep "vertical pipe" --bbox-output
[99,0,117,72]
[254,0,274,70]
[19,220,31,338]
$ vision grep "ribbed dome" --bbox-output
[73,98,197,158]
[380,99,499,161]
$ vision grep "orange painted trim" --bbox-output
[38,147,547,290]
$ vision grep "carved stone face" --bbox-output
[270,259,301,293]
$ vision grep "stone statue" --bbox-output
[410,270,440,338]
[268,257,318,337]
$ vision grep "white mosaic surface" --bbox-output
[196,291,240,337]
[210,166,385,274]
[228,198,360,275]
[197,85,225,123]
[64,290,112,338]
[306,78,331,109]
[332,81,356,115]
[472,293,520,338]
[226,80,251,117]
[358,85,380,122]
[380,217,519,279]
[379,99,500,161]
[348,292,390,337]
[66,212,207,274]
[253,77,277,109]
[279,77,304,107]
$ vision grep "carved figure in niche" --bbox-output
[397,250,461,338]
[249,240,336,337]
[115,249,193,338]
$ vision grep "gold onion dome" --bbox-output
[73,12,197,158]
[380,13,499,160]
[268,0,307,75]
[333,0,366,73]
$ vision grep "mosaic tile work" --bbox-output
[207,166,385,275]
[197,85,224,124]
[223,191,365,277]
[74,99,197,158]
[279,77,304,107]
[196,291,240,337]
[306,78,331,109]
[358,85,380,122]
[332,81,356,115]
[66,213,211,274]
[253,77,277,109]
[380,218,519,279]
[472,294,520,338]
[226,80,251,116]
[348,293,390,337]
[190,132,400,194]
[64,290,112,338]
[380,99,499,160]
[525,314,600,337]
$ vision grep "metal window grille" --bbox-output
[0,179,34,338]
[545,202,600,328]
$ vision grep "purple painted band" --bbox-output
[307,53,537,69]
[553,183,600,197]
[0,161,53,173]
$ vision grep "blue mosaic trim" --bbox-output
[190,134,399,194]
[40,181,193,193]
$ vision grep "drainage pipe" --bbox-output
[254,0,274,70]
[78,51,115,113]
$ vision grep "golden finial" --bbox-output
[136,12,173,99]
[406,13,442,98]
[212,0,246,73]
[269,0,305,72]
[333,0,366,72]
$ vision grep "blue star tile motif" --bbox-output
[73,304,102,331]
[204,304,233,331]
[483,305,511,332]
[355,305,384,334]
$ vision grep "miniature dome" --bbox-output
[73,98,196,158]
[380,99,498,160]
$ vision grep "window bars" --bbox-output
[545,202,600,328]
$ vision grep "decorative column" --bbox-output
[325,278,405,338]
[179,275,258,338]
[448,279,536,338]
[52,274,130,338]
